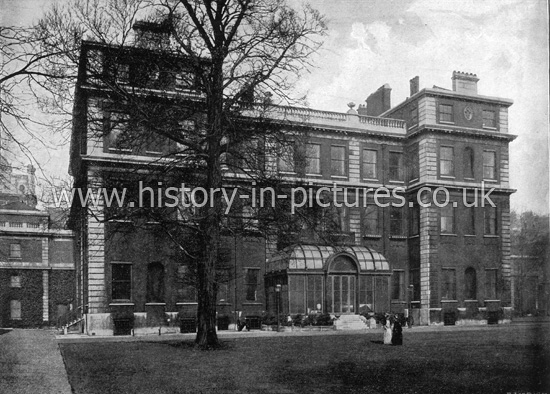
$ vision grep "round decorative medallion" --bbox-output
[463,106,473,121]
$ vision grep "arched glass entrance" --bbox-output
[326,255,357,314]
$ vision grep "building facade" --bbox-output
[69,29,515,335]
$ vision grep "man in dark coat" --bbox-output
[392,314,403,345]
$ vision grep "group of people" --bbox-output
[382,313,403,346]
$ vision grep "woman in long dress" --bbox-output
[383,314,393,345]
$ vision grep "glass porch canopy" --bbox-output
[267,244,390,273]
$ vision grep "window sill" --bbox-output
[389,180,405,184]
[440,233,457,236]
[482,179,498,182]
[242,302,263,305]
[441,300,458,303]
[305,173,322,177]
[483,235,499,238]
[408,235,420,239]
[439,121,455,125]
[440,175,456,179]
[108,148,132,153]
[464,300,479,303]
[330,175,348,179]
[389,235,407,240]
[362,178,379,182]
[484,299,501,302]
[279,171,297,175]
[464,234,476,237]
[109,302,134,306]
[176,302,198,305]
[482,126,498,131]
[363,234,382,239]
[145,303,166,306]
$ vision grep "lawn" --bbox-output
[59,324,550,394]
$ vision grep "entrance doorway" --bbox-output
[327,255,358,314]
[327,275,356,314]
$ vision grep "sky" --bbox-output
[1,0,549,214]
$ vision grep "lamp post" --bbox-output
[275,284,281,332]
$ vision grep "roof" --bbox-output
[0,201,38,211]
[267,244,390,273]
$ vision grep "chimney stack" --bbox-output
[410,76,419,96]
[452,71,479,95]
[365,84,392,116]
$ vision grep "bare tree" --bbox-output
[37,0,326,347]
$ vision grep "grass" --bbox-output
[59,323,550,394]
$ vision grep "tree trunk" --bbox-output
[195,56,224,348]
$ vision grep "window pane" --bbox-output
[177,265,196,302]
[147,262,164,303]
[362,149,377,179]
[390,207,404,235]
[464,207,476,235]
[439,104,453,122]
[483,110,496,128]
[331,146,346,176]
[278,143,295,172]
[483,151,496,179]
[485,270,497,299]
[442,269,456,299]
[440,146,454,176]
[289,275,305,314]
[441,205,454,233]
[306,144,320,174]
[245,268,259,301]
[10,300,21,320]
[465,268,477,299]
[363,205,379,235]
[306,276,323,312]
[463,147,474,178]
[112,264,132,300]
[10,275,21,288]
[484,206,497,235]
[389,152,403,181]
[392,271,405,300]
[10,244,21,259]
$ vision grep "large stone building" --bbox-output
[68,25,515,335]
[0,159,75,328]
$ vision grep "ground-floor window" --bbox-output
[245,268,260,301]
[176,265,196,302]
[111,263,132,301]
[464,267,477,299]
[392,270,405,300]
[147,262,164,303]
[306,276,323,312]
[485,269,498,299]
[10,300,21,320]
[442,268,457,300]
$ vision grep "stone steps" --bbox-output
[334,314,369,330]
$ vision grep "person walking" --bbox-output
[392,314,403,346]
[383,313,393,345]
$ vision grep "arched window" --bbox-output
[330,255,357,273]
[147,262,164,303]
[463,147,474,179]
[465,267,477,300]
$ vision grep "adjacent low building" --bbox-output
[0,161,75,328]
